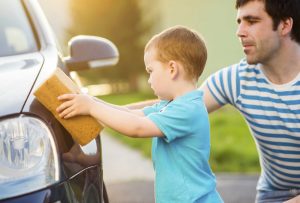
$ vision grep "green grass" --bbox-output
[209,106,259,172]
[99,92,260,173]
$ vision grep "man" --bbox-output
[202,0,300,202]
[129,0,300,202]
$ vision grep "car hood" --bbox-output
[0,53,44,117]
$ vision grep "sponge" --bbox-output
[34,68,103,146]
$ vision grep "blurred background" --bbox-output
[39,0,259,173]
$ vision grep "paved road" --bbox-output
[102,133,259,203]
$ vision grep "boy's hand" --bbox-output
[56,93,94,119]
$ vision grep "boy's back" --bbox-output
[144,90,222,202]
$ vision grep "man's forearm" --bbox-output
[125,99,159,110]
[284,195,300,203]
[93,97,130,112]
[93,97,145,116]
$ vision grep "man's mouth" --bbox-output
[242,42,254,53]
[241,40,254,48]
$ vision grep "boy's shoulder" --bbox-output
[171,90,204,107]
[167,90,206,116]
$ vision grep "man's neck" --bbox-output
[260,41,300,85]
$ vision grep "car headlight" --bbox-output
[0,115,59,199]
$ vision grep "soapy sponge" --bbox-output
[34,68,103,146]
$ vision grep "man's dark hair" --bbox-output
[236,0,300,44]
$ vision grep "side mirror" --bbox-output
[64,35,119,71]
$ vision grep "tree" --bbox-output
[67,0,154,91]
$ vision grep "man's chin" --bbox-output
[245,57,259,65]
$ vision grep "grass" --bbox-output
[98,92,260,173]
[209,106,259,172]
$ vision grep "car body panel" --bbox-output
[0,53,43,116]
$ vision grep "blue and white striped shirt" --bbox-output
[205,58,300,191]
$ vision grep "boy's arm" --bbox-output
[90,101,164,138]
[57,94,164,138]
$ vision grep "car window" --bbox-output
[0,0,38,57]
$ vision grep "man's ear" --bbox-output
[279,17,293,37]
[168,60,179,79]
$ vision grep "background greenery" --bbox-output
[40,0,243,87]
[99,93,260,173]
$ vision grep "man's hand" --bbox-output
[284,195,300,203]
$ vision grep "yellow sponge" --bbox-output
[34,68,103,146]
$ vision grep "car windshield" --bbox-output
[0,0,38,57]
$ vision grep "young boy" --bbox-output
[57,26,223,203]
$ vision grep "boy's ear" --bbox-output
[168,60,179,79]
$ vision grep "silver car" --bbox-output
[0,0,118,202]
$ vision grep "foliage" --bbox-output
[99,92,260,173]
[67,0,155,89]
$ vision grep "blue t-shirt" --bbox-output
[143,90,223,203]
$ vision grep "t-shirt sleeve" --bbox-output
[204,64,240,106]
[146,101,202,143]
[143,100,169,115]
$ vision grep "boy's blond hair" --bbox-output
[145,25,207,81]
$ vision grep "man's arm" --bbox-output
[125,99,159,110]
[93,96,145,116]
[284,195,300,203]
[200,85,222,113]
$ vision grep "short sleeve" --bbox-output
[204,64,241,106]
[147,101,203,143]
[143,100,169,115]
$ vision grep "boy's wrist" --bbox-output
[88,97,96,116]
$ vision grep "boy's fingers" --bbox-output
[56,105,63,113]
[64,111,75,119]
[57,94,76,101]
[56,100,73,113]
[59,107,74,119]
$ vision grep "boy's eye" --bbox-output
[146,69,152,74]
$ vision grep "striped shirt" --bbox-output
[205,58,300,191]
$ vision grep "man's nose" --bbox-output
[236,23,247,38]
